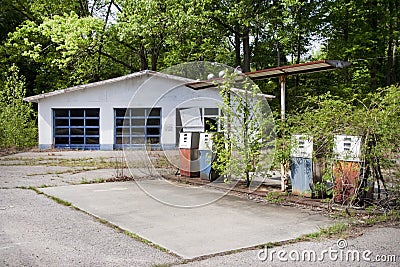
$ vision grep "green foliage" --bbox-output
[272,113,292,165]
[212,71,275,187]
[288,92,354,158]
[279,85,400,200]
[300,222,349,240]
[0,0,397,169]
[314,170,334,199]
[0,65,37,148]
[1,0,398,99]
[321,0,399,91]
[118,0,227,70]
[4,12,114,91]
[265,191,286,204]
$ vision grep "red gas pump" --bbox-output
[179,132,200,177]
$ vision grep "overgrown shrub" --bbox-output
[277,85,399,207]
[0,65,37,148]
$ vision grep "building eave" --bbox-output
[23,70,196,103]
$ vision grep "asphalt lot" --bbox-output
[0,188,178,266]
[39,180,332,259]
[1,151,399,266]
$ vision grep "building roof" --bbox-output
[23,70,196,103]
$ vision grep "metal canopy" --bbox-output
[185,78,275,99]
[185,60,350,91]
[245,60,351,80]
[185,60,351,192]
[246,59,351,192]
[185,80,216,90]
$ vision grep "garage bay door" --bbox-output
[114,108,161,149]
[53,109,100,150]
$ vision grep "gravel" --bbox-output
[0,151,180,266]
[175,226,400,267]
[0,189,178,266]
[1,150,399,266]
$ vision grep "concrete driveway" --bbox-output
[40,179,333,259]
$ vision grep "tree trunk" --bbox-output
[368,0,379,90]
[151,48,159,71]
[386,0,397,85]
[243,29,251,72]
[394,0,399,84]
[387,37,393,86]
[393,38,398,84]
[98,51,136,72]
[295,31,301,65]
[78,0,90,17]
[276,40,281,67]
[139,44,148,71]
[294,31,301,90]
[235,29,241,68]
[342,6,350,83]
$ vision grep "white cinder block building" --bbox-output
[24,70,223,150]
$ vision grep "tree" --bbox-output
[321,0,399,93]
[212,71,275,187]
[0,1,132,95]
[117,0,228,71]
[0,65,37,148]
[208,0,276,72]
[3,10,133,94]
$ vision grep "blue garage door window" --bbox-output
[114,108,161,149]
[53,108,100,150]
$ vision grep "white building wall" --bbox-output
[37,74,222,150]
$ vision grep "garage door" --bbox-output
[53,109,100,150]
[114,108,161,149]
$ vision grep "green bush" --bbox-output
[0,65,37,148]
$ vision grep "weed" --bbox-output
[265,192,285,203]
[319,222,348,237]
[363,210,400,225]
[96,217,109,225]
[264,241,280,248]
[37,184,53,188]
[51,196,71,206]
[16,186,29,190]
[124,231,150,245]
[80,178,106,184]
[0,157,23,161]
[94,178,106,183]
[113,155,127,178]
[300,222,349,241]
[321,198,331,203]
[123,230,170,253]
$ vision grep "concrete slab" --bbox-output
[40,180,333,259]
